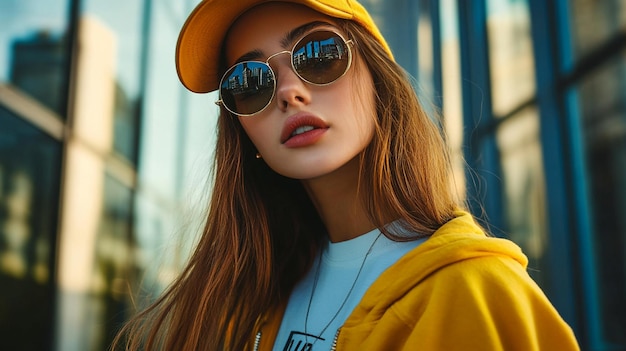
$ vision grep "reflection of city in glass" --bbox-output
[10,31,67,115]
[291,36,347,84]
[226,61,274,92]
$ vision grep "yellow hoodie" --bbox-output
[253,211,581,350]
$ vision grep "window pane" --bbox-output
[0,107,62,350]
[0,0,71,116]
[133,0,214,299]
[92,175,134,349]
[79,0,145,163]
[417,0,435,107]
[487,0,537,116]
[496,107,550,288]
[577,53,626,347]
[56,173,133,351]
[440,0,466,200]
[359,0,419,78]
[569,0,626,59]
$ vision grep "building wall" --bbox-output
[0,0,624,350]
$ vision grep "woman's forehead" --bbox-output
[224,2,333,62]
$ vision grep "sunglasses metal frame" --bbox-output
[215,28,354,117]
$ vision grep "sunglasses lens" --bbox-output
[293,30,350,85]
[219,61,275,115]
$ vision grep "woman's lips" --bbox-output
[281,113,329,147]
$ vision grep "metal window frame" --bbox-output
[456,0,506,235]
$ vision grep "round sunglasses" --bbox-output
[216,29,354,116]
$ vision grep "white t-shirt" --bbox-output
[272,227,426,351]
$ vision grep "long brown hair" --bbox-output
[113,19,458,351]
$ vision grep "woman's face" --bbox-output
[224,2,377,180]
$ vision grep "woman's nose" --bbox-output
[272,60,311,112]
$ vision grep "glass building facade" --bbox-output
[0,0,624,350]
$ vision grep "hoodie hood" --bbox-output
[345,210,528,324]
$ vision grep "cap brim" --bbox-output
[176,0,258,93]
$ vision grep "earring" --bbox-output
[255,152,262,159]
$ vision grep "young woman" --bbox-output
[115,0,580,350]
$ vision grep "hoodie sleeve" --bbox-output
[393,254,581,351]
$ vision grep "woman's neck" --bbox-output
[302,157,376,243]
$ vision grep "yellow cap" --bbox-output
[176,0,393,93]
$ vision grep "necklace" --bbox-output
[304,232,382,345]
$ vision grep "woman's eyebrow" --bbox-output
[233,21,333,64]
[235,49,264,63]
[280,21,332,48]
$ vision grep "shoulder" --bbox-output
[395,253,540,317]
[388,254,579,350]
